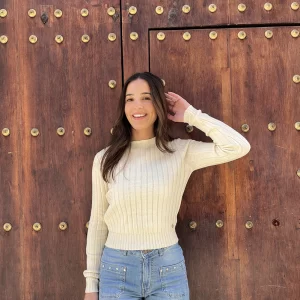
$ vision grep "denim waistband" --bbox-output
[103,242,180,257]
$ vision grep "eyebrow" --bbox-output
[125,92,152,96]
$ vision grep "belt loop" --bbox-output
[123,250,128,256]
[158,247,164,256]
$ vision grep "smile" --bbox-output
[132,114,147,119]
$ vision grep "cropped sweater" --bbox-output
[83,104,251,293]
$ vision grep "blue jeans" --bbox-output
[99,242,190,299]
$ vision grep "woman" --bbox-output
[83,72,251,300]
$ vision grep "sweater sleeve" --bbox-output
[182,104,251,172]
[83,150,109,293]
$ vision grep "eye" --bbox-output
[126,97,151,102]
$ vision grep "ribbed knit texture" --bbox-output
[83,105,251,293]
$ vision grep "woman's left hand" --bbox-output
[165,91,191,123]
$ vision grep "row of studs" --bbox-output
[155,29,300,41]
[3,221,90,232]
[127,3,300,14]
[0,33,118,44]
[189,219,300,229]
[2,120,300,139]
[102,264,126,272]
[3,218,300,232]
[1,3,299,19]
[1,29,299,45]
[1,127,94,137]
[0,7,117,18]
[3,222,84,232]
[3,222,69,231]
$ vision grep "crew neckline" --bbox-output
[130,136,156,148]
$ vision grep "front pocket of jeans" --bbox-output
[159,260,188,298]
[99,259,127,298]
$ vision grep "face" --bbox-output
[124,78,158,138]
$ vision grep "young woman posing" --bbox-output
[83,72,251,300]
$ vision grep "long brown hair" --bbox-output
[101,72,176,183]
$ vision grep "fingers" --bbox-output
[165,92,176,102]
[165,92,175,107]
[165,92,180,117]
[166,91,180,99]
[165,92,179,102]
[166,91,178,96]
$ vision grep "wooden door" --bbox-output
[148,26,300,300]
[122,1,300,299]
[1,1,122,299]
[1,0,299,299]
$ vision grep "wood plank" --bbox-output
[16,2,121,299]
[230,26,300,300]
[150,28,240,300]
[0,1,22,299]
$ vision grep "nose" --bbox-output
[135,101,144,109]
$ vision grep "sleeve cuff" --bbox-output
[85,278,99,293]
[183,105,202,125]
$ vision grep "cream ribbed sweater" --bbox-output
[83,104,251,293]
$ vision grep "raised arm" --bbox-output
[182,104,251,172]
[83,150,109,293]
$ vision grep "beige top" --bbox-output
[83,104,251,293]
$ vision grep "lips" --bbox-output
[132,114,147,119]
